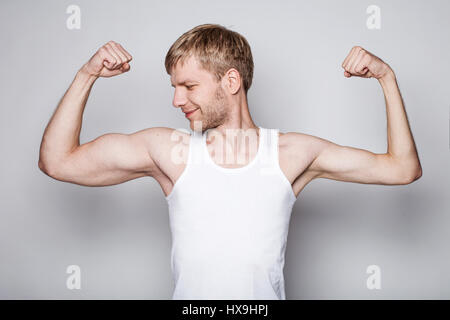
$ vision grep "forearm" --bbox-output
[378,70,421,174]
[39,65,98,169]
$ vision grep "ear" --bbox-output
[222,68,242,94]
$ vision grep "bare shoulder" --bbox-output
[278,131,325,164]
[277,131,327,195]
[278,131,328,151]
[135,127,192,191]
[136,126,191,150]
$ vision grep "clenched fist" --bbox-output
[81,41,133,78]
[342,46,392,80]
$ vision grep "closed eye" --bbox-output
[170,84,196,90]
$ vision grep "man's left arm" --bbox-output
[301,46,422,185]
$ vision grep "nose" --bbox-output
[172,88,188,108]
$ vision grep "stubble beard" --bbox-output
[199,85,229,132]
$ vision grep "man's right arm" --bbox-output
[38,41,167,186]
[39,127,167,187]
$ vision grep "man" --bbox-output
[38,24,422,300]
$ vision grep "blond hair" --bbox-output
[165,23,254,94]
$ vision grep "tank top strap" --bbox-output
[258,128,279,175]
[189,128,204,166]
[269,128,281,165]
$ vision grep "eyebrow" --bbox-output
[171,79,198,87]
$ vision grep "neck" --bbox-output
[212,95,258,133]
[206,96,260,151]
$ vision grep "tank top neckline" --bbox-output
[202,126,264,173]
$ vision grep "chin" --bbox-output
[189,121,203,132]
[191,121,211,133]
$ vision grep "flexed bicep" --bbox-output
[308,137,417,185]
[42,128,162,187]
[286,132,419,186]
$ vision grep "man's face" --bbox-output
[170,56,230,132]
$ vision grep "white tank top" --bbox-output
[165,126,297,299]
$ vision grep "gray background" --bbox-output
[1,0,449,299]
